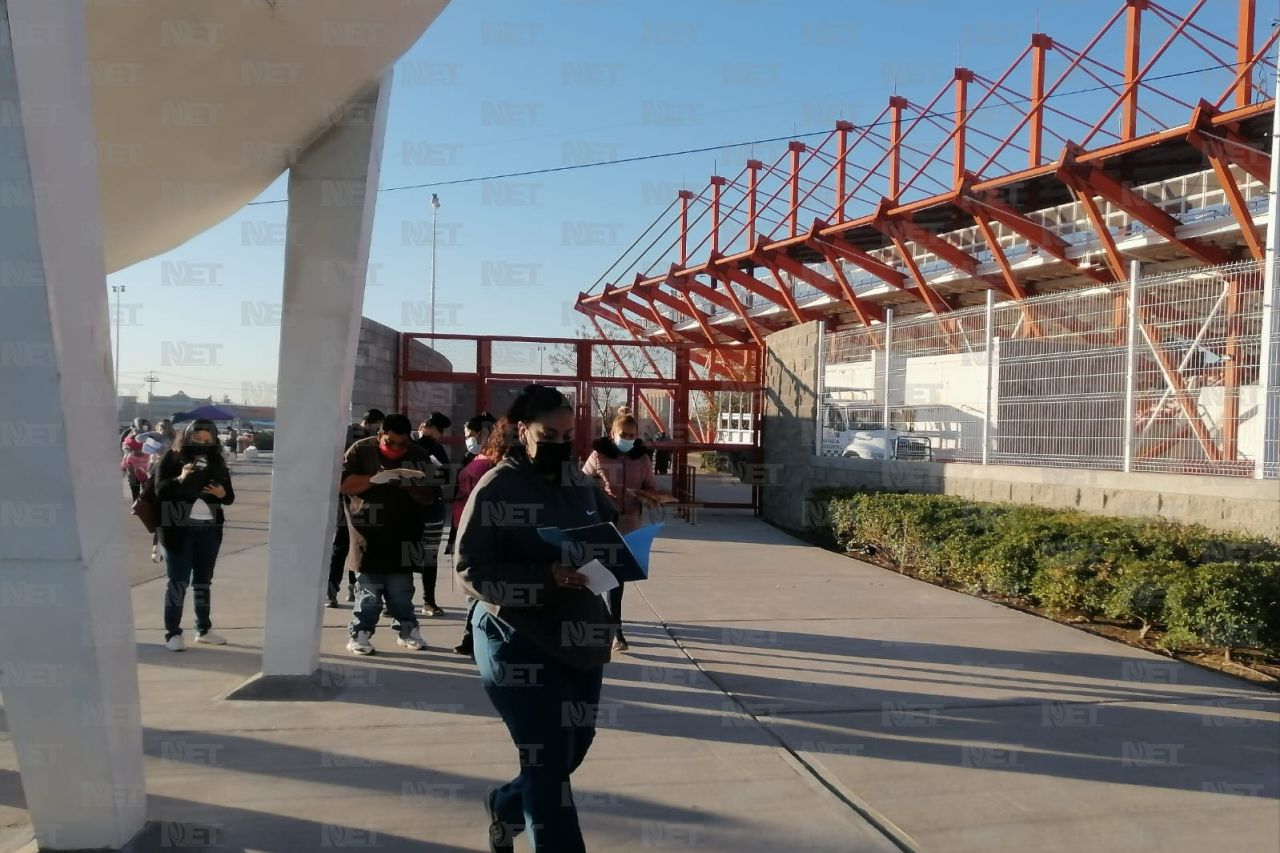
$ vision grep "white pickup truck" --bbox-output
[820,402,933,462]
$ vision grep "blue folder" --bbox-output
[537,522,663,582]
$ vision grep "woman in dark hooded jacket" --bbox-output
[153,418,235,652]
[455,384,616,853]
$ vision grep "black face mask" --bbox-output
[186,444,214,457]
[530,440,571,478]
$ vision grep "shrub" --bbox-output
[1103,559,1186,638]
[813,490,1280,656]
[1162,562,1280,659]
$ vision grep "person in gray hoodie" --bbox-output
[455,384,616,853]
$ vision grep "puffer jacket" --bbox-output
[582,437,656,533]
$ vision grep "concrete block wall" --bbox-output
[761,321,823,530]
[762,324,1280,540]
[351,317,452,421]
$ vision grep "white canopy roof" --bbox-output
[85,0,449,272]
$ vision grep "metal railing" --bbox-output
[817,259,1279,479]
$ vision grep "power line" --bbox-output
[243,60,1262,208]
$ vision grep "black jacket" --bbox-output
[455,454,617,670]
[153,449,235,550]
[341,437,441,573]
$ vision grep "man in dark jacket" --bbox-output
[327,408,384,607]
[341,413,439,655]
[411,411,452,615]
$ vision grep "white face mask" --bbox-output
[615,437,635,453]
[465,437,482,454]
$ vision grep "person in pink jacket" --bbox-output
[581,410,659,652]
[449,413,498,657]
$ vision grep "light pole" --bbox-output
[430,193,440,339]
[110,284,125,405]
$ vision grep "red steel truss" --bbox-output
[577,0,1275,350]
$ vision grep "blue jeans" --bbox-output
[348,573,418,638]
[472,608,604,853]
[162,523,222,639]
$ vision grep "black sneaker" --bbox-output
[452,637,474,657]
[486,788,515,853]
[345,588,356,603]
[325,594,339,609]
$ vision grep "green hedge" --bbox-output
[814,489,1280,657]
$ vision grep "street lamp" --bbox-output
[110,284,125,404]
[430,193,440,339]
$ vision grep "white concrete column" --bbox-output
[261,75,392,676]
[0,1,145,849]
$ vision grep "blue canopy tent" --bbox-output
[171,405,237,423]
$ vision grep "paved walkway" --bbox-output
[1,457,1277,852]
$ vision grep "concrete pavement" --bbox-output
[1,457,1277,852]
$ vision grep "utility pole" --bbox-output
[143,371,159,424]
[430,193,440,339]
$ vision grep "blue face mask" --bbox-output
[465,437,482,455]
[615,438,635,453]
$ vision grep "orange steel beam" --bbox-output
[889,236,951,315]
[1122,0,1147,140]
[678,189,693,265]
[637,288,717,348]
[686,273,770,346]
[972,216,1042,336]
[585,315,676,430]
[768,242,887,324]
[753,250,839,325]
[711,251,820,324]
[1237,0,1256,108]
[1029,33,1052,167]
[834,121,852,221]
[1057,144,1231,265]
[638,275,752,344]
[812,242,881,328]
[1208,155,1265,261]
[667,265,736,314]
[888,95,907,200]
[1187,100,1271,184]
[710,175,726,253]
[788,141,806,237]
[956,175,1116,283]
[1072,188,1129,281]
[954,68,974,188]
[746,159,762,240]
[812,231,909,289]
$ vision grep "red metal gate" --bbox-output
[396,333,763,514]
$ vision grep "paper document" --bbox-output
[576,559,620,597]
[369,467,429,484]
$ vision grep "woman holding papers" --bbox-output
[455,384,617,853]
[582,411,660,652]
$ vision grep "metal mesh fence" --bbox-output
[817,259,1278,479]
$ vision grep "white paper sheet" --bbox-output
[576,559,619,597]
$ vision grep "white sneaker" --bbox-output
[166,635,185,652]
[195,631,226,645]
[396,627,428,651]
[347,632,374,655]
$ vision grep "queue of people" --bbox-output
[123,388,674,852]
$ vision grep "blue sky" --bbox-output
[105,0,1251,404]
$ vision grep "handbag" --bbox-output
[131,475,159,534]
